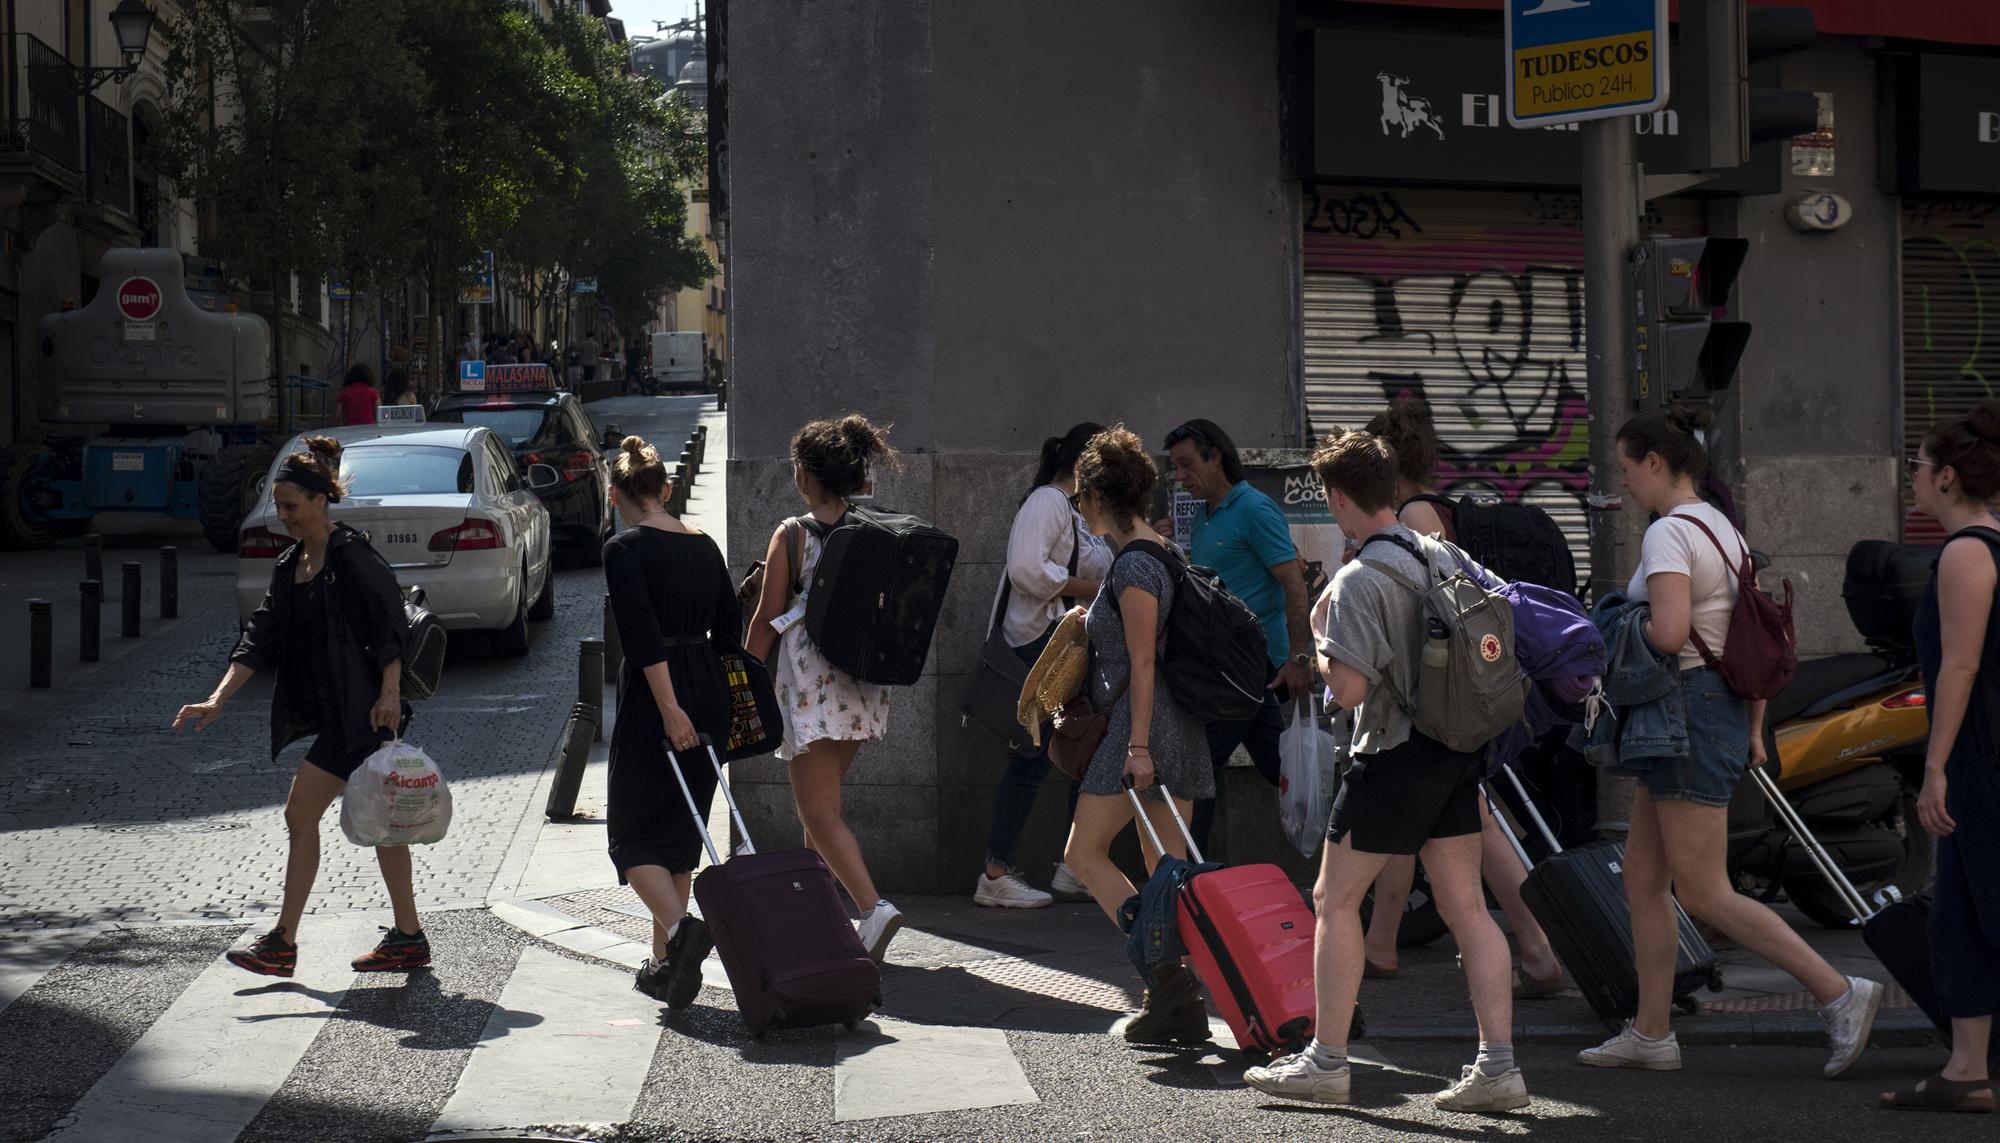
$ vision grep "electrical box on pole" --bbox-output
[1632,237,1751,407]
[1679,0,1821,172]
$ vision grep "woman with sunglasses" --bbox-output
[972,423,1114,908]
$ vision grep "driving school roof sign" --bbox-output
[1505,0,1668,127]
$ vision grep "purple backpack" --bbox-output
[1485,580,1607,772]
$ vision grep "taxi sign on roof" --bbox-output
[377,404,426,425]
[1504,0,1668,128]
[484,363,556,393]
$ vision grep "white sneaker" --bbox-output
[855,901,905,964]
[1244,1051,1352,1104]
[1434,1064,1530,1113]
[1577,1021,1682,1071]
[1050,862,1090,900]
[974,871,1053,909]
[1822,976,1883,1079]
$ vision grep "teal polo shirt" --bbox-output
[1189,481,1297,665]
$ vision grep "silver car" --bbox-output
[236,424,557,656]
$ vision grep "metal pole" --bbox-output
[28,599,51,687]
[120,562,142,638]
[1582,116,1643,836]
[83,533,102,585]
[80,581,101,662]
[578,637,605,743]
[159,546,179,620]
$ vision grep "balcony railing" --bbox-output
[1,34,83,172]
[86,96,129,211]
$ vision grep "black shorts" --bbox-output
[1326,731,1486,855]
[304,731,389,782]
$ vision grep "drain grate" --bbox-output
[93,820,250,835]
[1702,984,1914,1013]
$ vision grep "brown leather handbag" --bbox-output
[1048,678,1127,781]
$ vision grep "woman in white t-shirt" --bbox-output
[973,423,1115,908]
[1579,407,1882,1079]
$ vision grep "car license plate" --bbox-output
[383,532,420,547]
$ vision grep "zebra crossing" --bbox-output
[0,910,1053,1142]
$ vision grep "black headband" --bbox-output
[276,461,340,501]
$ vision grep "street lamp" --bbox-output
[73,0,157,92]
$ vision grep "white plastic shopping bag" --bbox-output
[340,738,453,846]
[1276,695,1340,858]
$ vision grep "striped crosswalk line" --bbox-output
[0,928,100,1016]
[43,915,384,1143]
[429,945,666,1135]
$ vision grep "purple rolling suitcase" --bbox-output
[670,736,881,1036]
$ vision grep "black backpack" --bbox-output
[803,505,960,686]
[1113,540,1269,723]
[1413,492,1578,597]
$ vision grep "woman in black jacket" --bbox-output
[175,436,422,978]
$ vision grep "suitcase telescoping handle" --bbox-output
[1746,764,1886,924]
[1122,776,1207,866]
[666,733,758,863]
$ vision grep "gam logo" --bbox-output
[117,277,163,321]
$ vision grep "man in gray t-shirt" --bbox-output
[1245,430,1528,1114]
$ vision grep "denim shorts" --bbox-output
[1603,667,1748,807]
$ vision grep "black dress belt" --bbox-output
[657,633,711,648]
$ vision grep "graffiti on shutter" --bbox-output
[1302,187,1705,584]
[1901,199,2000,546]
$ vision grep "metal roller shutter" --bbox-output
[1301,186,1705,584]
[1900,200,2000,545]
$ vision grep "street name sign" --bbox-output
[1505,0,1668,127]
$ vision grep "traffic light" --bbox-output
[1680,0,1821,171]
[1632,237,1751,407]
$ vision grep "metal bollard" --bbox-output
[694,424,708,465]
[160,546,179,620]
[83,533,103,584]
[80,580,101,662]
[28,599,51,688]
[680,448,695,482]
[602,592,623,678]
[578,637,605,742]
[121,562,142,638]
[546,702,599,820]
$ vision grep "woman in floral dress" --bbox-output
[745,415,903,961]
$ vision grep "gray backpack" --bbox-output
[1359,532,1527,754]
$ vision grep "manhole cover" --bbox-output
[94,820,250,834]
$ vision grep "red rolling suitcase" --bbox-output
[1128,781,1318,1056]
[669,736,881,1036]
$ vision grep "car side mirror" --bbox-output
[600,425,622,450]
[527,463,561,492]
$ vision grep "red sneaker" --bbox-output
[226,927,297,978]
[351,927,431,972]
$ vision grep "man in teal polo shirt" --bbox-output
[1164,419,1313,855]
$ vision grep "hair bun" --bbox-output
[1666,405,1714,434]
[621,434,650,458]
[1968,400,2000,447]
[303,435,342,464]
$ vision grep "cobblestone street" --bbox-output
[0,396,714,931]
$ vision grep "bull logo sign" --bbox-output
[1376,73,1446,141]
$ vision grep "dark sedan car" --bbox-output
[430,387,614,564]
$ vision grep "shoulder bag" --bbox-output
[958,506,1081,753]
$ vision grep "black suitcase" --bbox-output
[1494,767,1723,1021]
[669,735,881,1035]
[804,505,959,685]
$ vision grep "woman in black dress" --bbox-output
[602,435,740,1010]
[175,436,425,977]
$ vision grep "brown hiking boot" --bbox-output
[1123,963,1210,1045]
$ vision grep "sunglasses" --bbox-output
[1907,456,1938,477]
[1165,423,1213,450]
[1067,491,1084,510]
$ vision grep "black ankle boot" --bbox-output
[1123,963,1210,1045]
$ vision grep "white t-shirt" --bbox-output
[1626,501,1746,671]
[991,485,1114,648]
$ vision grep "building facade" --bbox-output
[718,0,2000,891]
